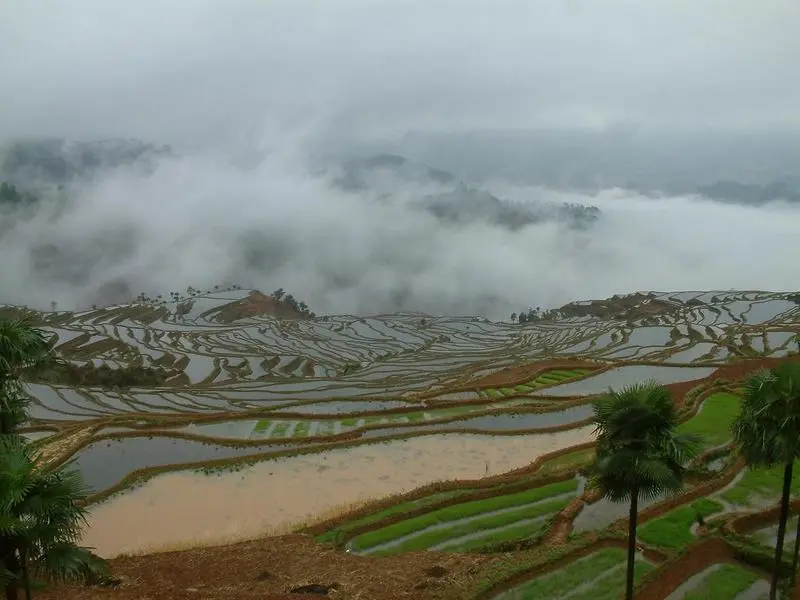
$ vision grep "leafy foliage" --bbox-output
[0,437,108,587]
[732,363,800,467]
[270,288,315,318]
[0,320,52,382]
[0,320,53,437]
[731,362,800,599]
[591,381,699,502]
[0,183,37,209]
[0,318,109,597]
[30,360,179,389]
[590,381,698,600]
[132,284,316,317]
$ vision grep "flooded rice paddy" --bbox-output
[9,288,799,563]
[80,427,595,557]
[539,365,717,397]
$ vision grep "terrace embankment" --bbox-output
[631,537,765,600]
[81,426,594,557]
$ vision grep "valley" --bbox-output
[4,288,798,599]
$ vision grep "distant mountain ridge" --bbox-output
[691,180,800,206]
[0,138,171,187]
[0,142,601,232]
[336,153,456,189]
[334,153,601,231]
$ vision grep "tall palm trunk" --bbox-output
[19,550,30,600]
[626,485,639,600]
[1,545,20,600]
[791,512,800,588]
[771,461,794,600]
[3,577,18,600]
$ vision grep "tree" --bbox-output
[792,513,800,591]
[732,363,800,599]
[0,320,52,436]
[0,318,107,598]
[0,319,51,380]
[0,184,24,207]
[591,381,698,600]
[0,437,108,600]
[0,184,38,210]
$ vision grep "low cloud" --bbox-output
[1,149,798,320]
[2,0,799,319]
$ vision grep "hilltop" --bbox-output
[333,152,601,230]
[0,140,602,233]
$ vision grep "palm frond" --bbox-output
[732,365,800,466]
[0,430,108,585]
[0,565,17,590]
[0,512,22,536]
[31,543,109,584]
[663,432,703,465]
[0,318,52,379]
[0,437,38,509]
[591,380,694,503]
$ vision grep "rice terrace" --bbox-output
[5,287,800,599]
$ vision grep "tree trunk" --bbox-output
[626,485,639,600]
[2,548,20,600]
[771,461,794,600]
[3,580,18,600]
[791,511,800,588]
[19,551,30,600]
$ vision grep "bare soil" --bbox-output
[215,291,308,323]
[37,534,494,600]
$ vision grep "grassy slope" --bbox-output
[683,563,763,600]
[350,479,578,551]
[315,488,477,544]
[371,497,569,554]
[722,457,800,506]
[497,547,653,600]
[677,392,741,448]
[638,499,724,549]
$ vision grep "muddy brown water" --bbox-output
[81,426,595,557]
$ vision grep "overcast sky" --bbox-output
[2,0,799,148]
[2,1,800,317]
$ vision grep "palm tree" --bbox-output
[591,381,698,600]
[0,436,108,600]
[0,319,107,598]
[0,320,52,436]
[732,363,800,599]
[0,319,51,379]
[792,516,800,590]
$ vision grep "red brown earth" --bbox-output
[215,291,310,322]
[552,292,681,320]
[38,534,494,600]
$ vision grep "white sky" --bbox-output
[2,0,799,146]
[2,1,800,316]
